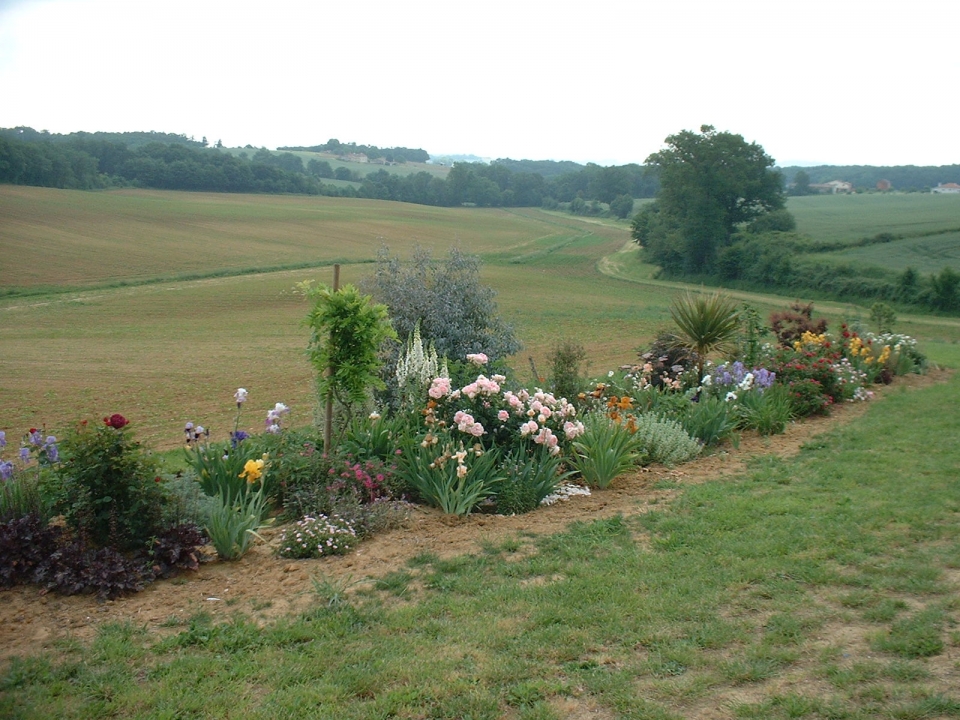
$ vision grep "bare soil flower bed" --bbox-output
[0,371,946,667]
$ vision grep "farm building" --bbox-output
[810,180,854,194]
[931,182,960,194]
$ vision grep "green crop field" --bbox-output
[3,187,960,451]
[788,193,960,245]
[816,231,960,274]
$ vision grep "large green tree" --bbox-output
[634,125,786,274]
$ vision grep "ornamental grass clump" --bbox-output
[569,411,643,489]
[277,515,357,559]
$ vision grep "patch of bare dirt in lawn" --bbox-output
[0,371,950,669]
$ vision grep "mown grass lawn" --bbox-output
[3,373,958,720]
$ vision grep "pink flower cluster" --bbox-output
[428,377,452,399]
[427,373,585,455]
[466,353,488,365]
[459,374,502,400]
[453,410,485,437]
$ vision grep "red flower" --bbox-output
[104,413,129,429]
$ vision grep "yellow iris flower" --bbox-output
[240,458,265,483]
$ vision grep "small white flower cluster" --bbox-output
[277,514,357,559]
[865,332,917,352]
[540,481,592,506]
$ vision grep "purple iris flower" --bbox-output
[754,368,776,389]
[0,461,13,480]
[0,431,6,448]
[230,430,249,448]
[19,447,30,463]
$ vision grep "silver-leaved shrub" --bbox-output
[631,414,702,467]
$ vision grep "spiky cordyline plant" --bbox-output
[669,291,741,381]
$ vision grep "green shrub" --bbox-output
[340,414,409,462]
[52,416,165,551]
[785,379,832,417]
[569,412,642,489]
[547,339,588,404]
[160,472,219,528]
[630,414,701,466]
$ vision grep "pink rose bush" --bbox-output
[422,372,584,458]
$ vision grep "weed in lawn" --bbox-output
[374,571,413,597]
[863,597,909,623]
[872,607,946,658]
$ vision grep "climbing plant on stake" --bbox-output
[304,282,396,450]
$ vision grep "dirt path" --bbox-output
[0,371,948,666]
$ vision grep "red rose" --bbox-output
[104,414,129,429]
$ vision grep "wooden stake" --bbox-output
[323,264,340,453]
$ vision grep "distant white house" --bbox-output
[810,180,854,194]
[931,182,960,194]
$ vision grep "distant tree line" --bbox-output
[278,139,430,164]
[0,128,656,214]
[782,164,960,193]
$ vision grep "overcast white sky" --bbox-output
[1,0,957,167]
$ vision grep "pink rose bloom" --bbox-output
[498,410,510,422]
[466,353,488,365]
[469,423,485,437]
[428,377,451,399]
